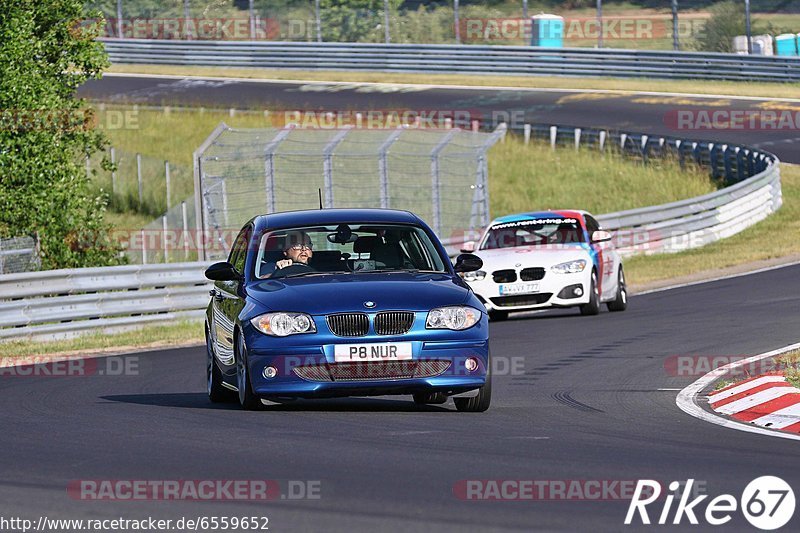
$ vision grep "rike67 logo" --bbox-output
[625,477,795,530]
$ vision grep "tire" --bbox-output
[207,330,235,403]
[488,310,509,321]
[413,391,448,405]
[454,365,492,412]
[579,271,600,316]
[236,334,265,411]
[607,267,628,312]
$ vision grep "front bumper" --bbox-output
[243,318,489,399]
[467,270,591,312]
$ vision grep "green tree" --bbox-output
[694,0,766,53]
[0,0,120,269]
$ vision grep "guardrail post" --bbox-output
[550,126,557,150]
[136,153,143,207]
[524,124,531,144]
[574,128,581,150]
[641,135,649,164]
[599,131,607,152]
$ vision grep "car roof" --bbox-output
[249,208,422,232]
[488,210,588,226]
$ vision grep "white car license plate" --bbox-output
[499,282,540,295]
[334,342,413,362]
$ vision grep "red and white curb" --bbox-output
[677,342,800,441]
[708,373,800,433]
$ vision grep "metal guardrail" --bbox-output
[0,263,210,341]
[101,39,800,82]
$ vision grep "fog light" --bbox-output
[465,357,479,372]
[573,287,583,297]
[263,366,278,379]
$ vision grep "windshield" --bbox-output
[480,217,584,250]
[255,223,448,279]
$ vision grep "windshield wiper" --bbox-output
[282,270,349,279]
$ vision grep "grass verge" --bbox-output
[0,321,203,359]
[107,64,800,100]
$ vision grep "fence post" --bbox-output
[263,126,293,214]
[110,147,117,194]
[136,153,143,207]
[378,127,404,209]
[384,0,391,44]
[315,0,322,42]
[165,161,171,210]
[431,129,459,236]
[141,229,147,265]
[454,0,460,44]
[162,215,169,263]
[599,130,607,152]
[523,123,531,144]
[220,178,229,228]
[574,128,581,150]
[183,0,192,40]
[249,0,256,40]
[182,201,190,260]
[116,0,123,38]
[549,126,557,150]
[322,127,352,208]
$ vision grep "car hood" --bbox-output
[473,244,591,270]
[246,272,470,314]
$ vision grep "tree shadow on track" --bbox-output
[100,393,452,412]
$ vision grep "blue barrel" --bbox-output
[775,34,798,56]
[531,14,564,48]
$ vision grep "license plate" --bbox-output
[334,342,413,362]
[499,282,540,295]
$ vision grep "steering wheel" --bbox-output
[270,262,315,278]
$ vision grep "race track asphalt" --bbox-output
[78,74,800,164]
[1,264,799,531]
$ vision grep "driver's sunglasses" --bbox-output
[289,244,313,251]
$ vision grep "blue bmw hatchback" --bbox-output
[204,209,491,411]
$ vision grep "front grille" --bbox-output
[520,267,546,281]
[327,313,369,337]
[489,293,553,307]
[374,311,415,335]
[492,269,517,283]
[293,360,451,382]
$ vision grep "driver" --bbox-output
[275,231,314,270]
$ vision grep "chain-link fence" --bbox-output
[0,236,39,274]
[84,1,799,52]
[192,124,505,261]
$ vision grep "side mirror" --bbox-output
[205,261,242,281]
[591,230,613,243]
[460,240,476,253]
[453,253,483,273]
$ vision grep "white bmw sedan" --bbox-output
[460,210,627,320]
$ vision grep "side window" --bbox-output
[584,215,600,234]
[228,226,252,275]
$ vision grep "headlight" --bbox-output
[461,270,486,282]
[426,306,480,330]
[550,259,587,274]
[250,312,317,337]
